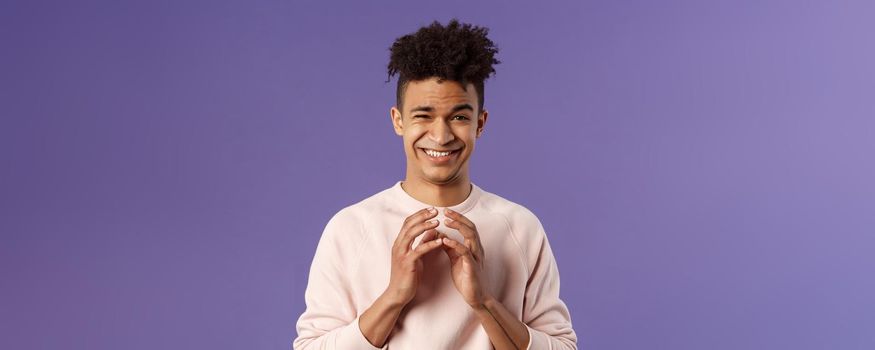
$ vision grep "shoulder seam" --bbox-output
[491,203,531,278]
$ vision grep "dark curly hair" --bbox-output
[386,18,500,115]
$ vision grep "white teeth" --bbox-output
[424,149,452,157]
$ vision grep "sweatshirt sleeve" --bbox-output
[293,209,387,350]
[520,212,578,350]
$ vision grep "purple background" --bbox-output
[2,0,874,349]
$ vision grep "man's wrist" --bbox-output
[470,293,496,311]
[358,289,408,348]
[380,288,410,309]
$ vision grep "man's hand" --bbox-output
[386,207,446,306]
[439,208,533,350]
[359,207,446,348]
[439,208,489,307]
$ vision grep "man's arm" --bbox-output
[294,207,446,349]
[357,289,406,347]
[519,217,578,349]
[296,271,408,349]
[472,295,531,349]
[293,209,386,350]
[441,206,577,349]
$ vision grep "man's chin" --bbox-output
[421,171,461,185]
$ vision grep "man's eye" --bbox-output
[413,115,467,120]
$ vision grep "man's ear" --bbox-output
[476,109,488,138]
[390,106,404,136]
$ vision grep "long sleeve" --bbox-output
[521,215,578,350]
[293,208,386,350]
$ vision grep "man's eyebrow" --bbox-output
[409,103,474,114]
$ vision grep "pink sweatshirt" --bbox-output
[293,180,577,349]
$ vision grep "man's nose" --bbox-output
[429,121,454,144]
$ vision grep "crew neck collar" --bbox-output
[390,180,482,215]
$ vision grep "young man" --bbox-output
[294,19,577,350]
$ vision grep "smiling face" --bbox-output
[390,77,488,186]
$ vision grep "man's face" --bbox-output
[390,77,488,185]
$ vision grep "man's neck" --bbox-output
[400,177,472,207]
